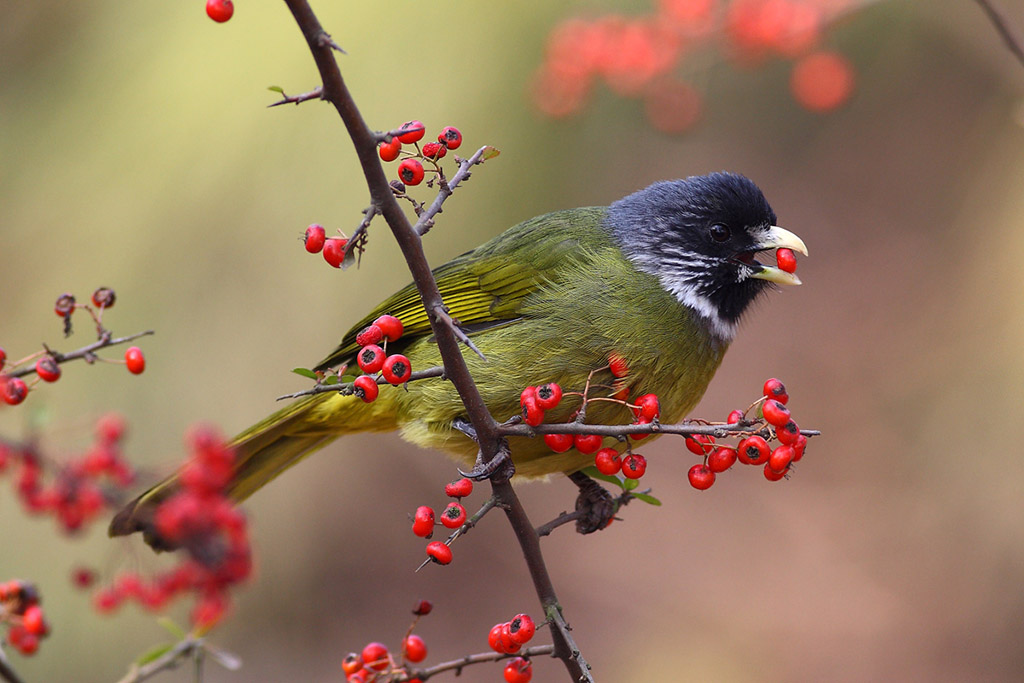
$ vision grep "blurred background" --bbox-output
[2,0,1024,680]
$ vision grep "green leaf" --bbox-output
[631,492,661,506]
[480,146,501,161]
[323,375,340,385]
[579,466,624,489]
[157,618,187,639]
[292,367,318,380]
[136,643,173,666]
[622,477,639,491]
[267,85,285,94]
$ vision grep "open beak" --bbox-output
[749,225,808,286]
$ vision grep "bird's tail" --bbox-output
[109,391,386,549]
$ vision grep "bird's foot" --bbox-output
[454,418,516,483]
[568,470,616,534]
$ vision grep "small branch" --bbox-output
[404,644,555,681]
[4,330,155,380]
[116,638,202,683]
[974,0,1024,69]
[275,366,446,401]
[341,204,378,267]
[429,304,485,360]
[267,86,323,107]
[413,146,495,237]
[0,648,27,683]
[499,419,821,440]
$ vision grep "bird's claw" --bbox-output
[568,471,616,534]
[458,437,515,483]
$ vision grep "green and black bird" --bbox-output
[111,171,807,544]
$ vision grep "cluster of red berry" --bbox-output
[413,477,474,566]
[93,427,251,628]
[378,121,464,188]
[205,0,234,23]
[488,614,536,682]
[303,223,353,269]
[686,377,808,490]
[0,414,136,533]
[0,580,49,656]
[351,315,411,401]
[341,600,434,682]
[533,0,857,131]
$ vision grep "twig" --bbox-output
[974,0,1024,69]
[499,420,822,440]
[275,365,446,401]
[0,648,27,683]
[403,644,555,681]
[116,638,202,683]
[267,86,323,107]
[413,146,495,237]
[4,330,155,380]
[341,204,378,265]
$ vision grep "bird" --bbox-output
[110,171,806,547]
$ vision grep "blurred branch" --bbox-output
[0,650,27,683]
[4,329,154,380]
[405,644,555,681]
[974,0,1024,69]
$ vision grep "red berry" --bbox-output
[440,502,466,529]
[688,463,715,490]
[403,634,428,663]
[621,453,647,479]
[205,0,234,22]
[382,354,412,384]
[629,419,651,440]
[608,352,629,378]
[707,446,737,473]
[594,447,622,475]
[726,409,745,424]
[685,434,715,455]
[508,613,535,645]
[791,51,855,113]
[444,478,473,498]
[573,433,602,454]
[398,159,425,185]
[353,375,379,403]
[791,434,808,462]
[304,224,326,253]
[764,462,789,481]
[412,599,433,615]
[0,348,6,371]
[425,541,452,565]
[361,642,390,672]
[54,293,75,318]
[355,325,384,347]
[22,605,46,636]
[762,378,789,404]
[373,315,404,342]
[438,126,463,150]
[35,356,61,382]
[378,137,402,162]
[397,120,425,144]
[768,445,795,473]
[357,345,386,374]
[504,656,532,683]
[412,505,435,538]
[777,248,797,273]
[421,142,447,159]
[761,399,790,427]
[91,287,116,309]
[2,377,28,405]
[124,347,145,374]
[342,653,364,675]
[633,393,660,421]
[535,383,562,410]
[16,632,39,656]
[737,435,770,465]
[543,433,573,453]
[323,237,348,268]
[776,419,801,445]
[72,567,97,589]
[496,623,520,654]
[520,387,545,427]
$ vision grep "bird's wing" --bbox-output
[313,207,607,371]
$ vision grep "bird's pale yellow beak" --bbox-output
[750,225,807,286]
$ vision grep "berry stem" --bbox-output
[3,330,155,380]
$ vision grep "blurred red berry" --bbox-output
[353,375,379,403]
[403,634,428,663]
[378,137,402,162]
[688,463,715,490]
[355,325,384,347]
[304,224,326,253]
[543,433,573,453]
[438,126,463,149]
[72,567,97,589]
[726,409,745,424]
[54,293,75,318]
[0,348,6,370]
[96,413,126,443]
[361,642,390,671]
[422,142,447,159]
[342,653,363,675]
[124,347,145,374]
[633,393,660,421]
[412,599,433,616]
[3,377,28,405]
[764,462,789,481]
[608,352,629,378]
[35,356,61,382]
[397,120,425,144]
[323,237,348,268]
[645,78,702,134]
[791,51,855,112]
[206,0,234,22]
[791,434,808,461]
[91,287,116,309]
[382,354,412,384]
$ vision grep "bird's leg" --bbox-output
[453,417,515,483]
[567,470,616,534]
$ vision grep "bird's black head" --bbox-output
[604,172,806,342]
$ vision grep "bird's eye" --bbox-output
[709,224,731,242]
